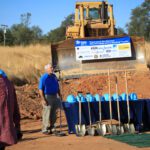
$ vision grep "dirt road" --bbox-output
[6,119,150,150]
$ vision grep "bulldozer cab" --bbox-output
[66,1,116,39]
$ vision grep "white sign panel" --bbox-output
[75,36,132,61]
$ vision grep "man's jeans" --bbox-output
[42,95,60,132]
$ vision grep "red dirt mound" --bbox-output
[16,71,150,119]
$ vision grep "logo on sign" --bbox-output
[113,45,117,48]
[94,55,98,59]
[78,56,83,58]
[76,40,81,45]
[81,41,87,46]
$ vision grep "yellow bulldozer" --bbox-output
[51,1,149,78]
[66,1,116,39]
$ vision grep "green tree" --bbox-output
[61,14,74,27]
[21,12,31,27]
[31,26,43,43]
[11,24,33,45]
[126,0,150,40]
[47,14,74,43]
[0,29,3,45]
[5,29,14,46]
[47,27,66,43]
[117,27,126,35]
[0,28,14,46]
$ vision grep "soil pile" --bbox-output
[15,71,150,119]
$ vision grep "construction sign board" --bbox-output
[75,36,132,61]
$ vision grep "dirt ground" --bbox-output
[6,119,150,150]
[6,70,150,150]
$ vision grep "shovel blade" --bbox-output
[96,124,107,136]
[87,127,95,136]
[111,125,118,135]
[75,125,86,137]
[106,124,112,133]
[106,124,117,135]
[116,125,124,135]
[124,123,135,134]
[124,124,129,133]
[129,124,135,134]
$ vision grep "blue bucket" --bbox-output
[129,93,138,101]
[120,93,127,101]
[76,94,87,102]
[103,93,111,101]
[112,93,122,101]
[85,93,95,102]
[94,94,105,101]
[66,94,77,103]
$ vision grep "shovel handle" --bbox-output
[87,98,92,126]
[108,69,112,121]
[58,70,63,131]
[115,76,121,126]
[79,97,82,125]
[98,96,102,122]
[125,70,131,123]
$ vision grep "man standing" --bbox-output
[39,64,60,134]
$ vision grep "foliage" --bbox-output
[20,12,31,27]
[0,29,3,45]
[0,13,74,46]
[0,28,14,46]
[126,0,150,40]
[0,13,43,46]
[117,27,127,35]
[11,24,32,45]
[0,24,43,46]
[31,26,43,43]
[47,14,74,43]
[5,29,14,46]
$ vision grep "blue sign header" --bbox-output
[75,36,131,47]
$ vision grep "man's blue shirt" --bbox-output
[38,73,59,95]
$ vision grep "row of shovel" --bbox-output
[75,70,136,137]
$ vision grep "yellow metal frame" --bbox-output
[66,1,116,39]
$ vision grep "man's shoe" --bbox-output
[51,127,56,133]
[47,126,56,134]
[42,131,50,135]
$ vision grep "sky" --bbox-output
[0,0,145,34]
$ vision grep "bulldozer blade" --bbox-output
[51,36,148,79]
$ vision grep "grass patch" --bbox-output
[0,44,51,84]
[105,133,150,148]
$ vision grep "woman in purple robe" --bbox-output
[0,74,22,150]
